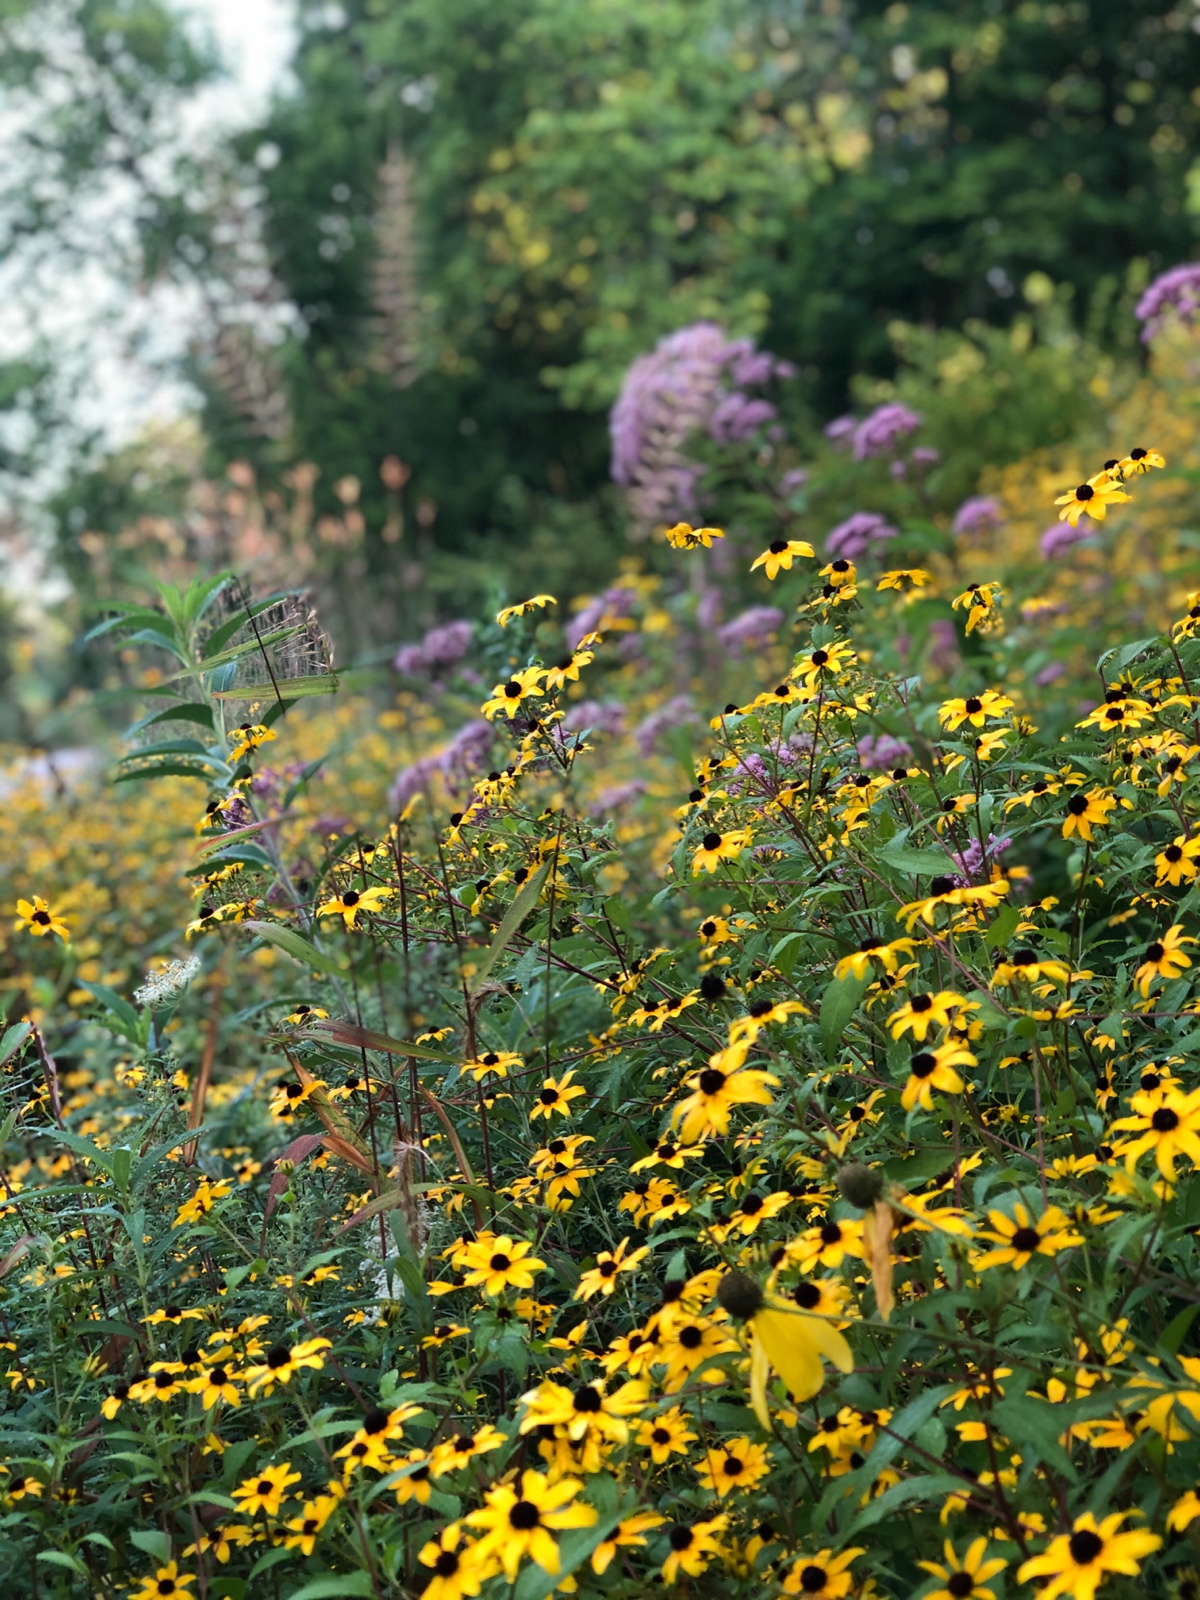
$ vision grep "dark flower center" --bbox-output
[749,999,774,1018]
[669,1526,695,1550]
[434,1551,460,1576]
[910,993,933,1013]
[929,874,957,896]
[799,1565,829,1592]
[911,1052,937,1080]
[32,910,50,925]
[1067,794,1089,815]
[539,1089,558,1104]
[698,1068,727,1095]
[678,1325,703,1350]
[965,696,982,715]
[1068,1529,1104,1565]
[723,1455,744,1476]
[702,832,722,851]
[1075,483,1094,501]
[364,1408,390,1434]
[154,1373,175,1390]
[1011,1226,1041,1252]
[768,540,788,554]
[1011,949,1036,966]
[793,1282,822,1309]
[489,1253,511,1271]
[257,1479,273,1495]
[572,1384,602,1412]
[504,681,522,698]
[1152,1107,1180,1132]
[947,1574,976,1598]
[741,1194,764,1215]
[209,1367,228,1385]
[509,1500,541,1530]
[266,1345,290,1368]
[1166,845,1184,862]
[652,1427,671,1444]
[819,1222,843,1245]
[811,649,829,666]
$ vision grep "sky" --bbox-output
[0,0,296,474]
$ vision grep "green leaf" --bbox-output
[129,1530,172,1563]
[845,1472,966,1535]
[304,1019,451,1061]
[36,1553,88,1576]
[984,904,1021,951]
[1097,636,1159,676]
[470,858,553,995]
[113,761,223,784]
[172,622,305,676]
[285,1573,377,1600]
[123,702,214,740]
[859,1383,957,1479]
[991,1396,1078,1480]
[879,844,957,876]
[77,982,140,1036]
[820,970,869,1061]
[241,920,345,976]
[0,1020,31,1066]
[211,671,339,701]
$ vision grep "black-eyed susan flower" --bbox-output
[575,1236,650,1300]
[393,1448,436,1504]
[695,1435,770,1497]
[496,594,556,627]
[231,1460,302,1517]
[795,640,856,687]
[1016,1510,1160,1600]
[691,827,753,875]
[635,1405,697,1463]
[888,989,970,1042]
[1110,1086,1200,1179]
[281,1489,341,1555]
[788,1217,864,1274]
[750,538,815,579]
[529,1068,586,1120]
[543,650,593,691]
[1055,472,1132,526]
[315,884,392,927]
[973,1203,1081,1271]
[245,1337,331,1396]
[877,568,931,591]
[665,522,723,548]
[428,1424,506,1475]
[1134,924,1194,995]
[456,1232,546,1296]
[283,1003,328,1025]
[781,1546,863,1597]
[229,723,275,762]
[418,1524,493,1600]
[465,1467,596,1582]
[660,1515,729,1585]
[901,1041,975,1112]
[481,665,546,719]
[591,1509,666,1575]
[1116,446,1165,475]
[918,1537,1008,1600]
[938,690,1013,731]
[1061,787,1117,842]
[187,1358,243,1410]
[991,948,1071,987]
[819,558,857,587]
[834,935,916,982]
[952,581,1001,634]
[462,1048,522,1082]
[130,1367,187,1403]
[717,1271,854,1429]
[658,1316,739,1391]
[897,879,1008,930]
[14,895,69,942]
[671,1046,779,1143]
[128,1562,196,1600]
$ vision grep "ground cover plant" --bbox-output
[7,306,1200,1600]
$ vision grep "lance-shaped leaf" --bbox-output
[304,1018,452,1062]
[241,920,345,977]
[470,857,552,996]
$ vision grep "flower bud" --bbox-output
[716,1270,765,1320]
[836,1162,884,1210]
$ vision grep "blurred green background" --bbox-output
[1,0,1198,740]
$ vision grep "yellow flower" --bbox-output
[14,895,69,942]
[636,1405,697,1463]
[231,1460,302,1517]
[456,1233,546,1296]
[717,1272,854,1431]
[664,522,723,548]
[172,1177,233,1228]
[819,558,857,587]
[575,1236,650,1299]
[187,1358,243,1410]
[1155,835,1200,887]
[529,1069,586,1119]
[245,1337,331,1395]
[781,1546,863,1598]
[901,1041,975,1111]
[694,1435,771,1497]
[481,665,546,719]
[1016,1510,1160,1600]
[496,594,556,626]
[877,568,931,591]
[229,722,275,762]
[897,880,1009,931]
[462,1048,523,1081]
[281,1490,341,1555]
[518,1377,648,1473]
[938,690,1013,730]
[591,1509,666,1574]
[1110,1086,1200,1179]
[750,538,814,579]
[1133,924,1194,995]
[888,990,972,1042]
[315,884,393,927]
[918,1537,1008,1600]
[1054,472,1132,526]
[795,640,857,687]
[465,1468,596,1582]
[973,1204,1082,1272]
[691,827,753,874]
[952,581,1002,634]
[1060,786,1116,842]
[671,1048,779,1143]
[660,1514,728,1585]
[128,1562,196,1600]
[991,949,1071,988]
[418,1524,493,1599]
[543,651,593,691]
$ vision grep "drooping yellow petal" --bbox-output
[752,1307,827,1406]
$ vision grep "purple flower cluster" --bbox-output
[825,511,898,560]
[856,733,913,771]
[1135,262,1200,343]
[610,322,793,524]
[951,832,1012,883]
[388,720,492,814]
[563,700,627,736]
[634,695,700,757]
[567,585,638,649]
[716,606,785,655]
[1039,522,1092,560]
[393,620,474,678]
[589,780,647,816]
[953,496,1003,537]
[853,403,922,461]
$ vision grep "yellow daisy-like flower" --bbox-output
[496,594,556,627]
[14,895,69,942]
[591,1509,667,1575]
[1054,472,1132,526]
[1116,445,1165,475]
[281,1490,341,1555]
[900,1041,976,1112]
[660,1514,728,1585]
[750,537,815,579]
[462,1048,523,1082]
[456,1233,546,1296]
[694,1435,771,1497]
[973,1203,1082,1272]
[315,885,393,927]
[1016,1510,1160,1600]
[418,1524,492,1600]
[481,665,546,719]
[635,1406,697,1463]
[717,1271,854,1430]
[229,722,275,762]
[529,1068,586,1119]
[1060,786,1116,842]
[465,1468,596,1583]
[244,1338,331,1396]
[795,640,857,687]
[819,558,857,587]
[543,651,593,691]
[575,1236,650,1300]
[1110,1085,1200,1179]
[1133,924,1194,996]
[1155,835,1200,887]
[918,1537,1008,1600]
[877,568,931,591]
[128,1562,196,1600]
[664,522,724,548]
[672,1047,779,1143]
[938,690,1013,731]
[691,827,753,875]
[231,1460,302,1517]
[781,1546,864,1598]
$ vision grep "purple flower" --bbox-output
[852,403,922,461]
[567,585,637,648]
[824,414,857,443]
[717,605,785,655]
[953,496,1003,537]
[393,619,474,677]
[778,467,809,496]
[1035,661,1065,686]
[857,733,913,771]
[1039,523,1092,560]
[634,695,699,757]
[564,699,627,735]
[590,781,647,815]
[388,719,493,813]
[825,511,898,560]
[1135,262,1200,342]
[927,618,961,675]
[911,446,940,466]
[952,832,1012,882]
[609,322,792,524]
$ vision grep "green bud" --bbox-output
[716,1270,765,1320]
[836,1162,885,1210]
